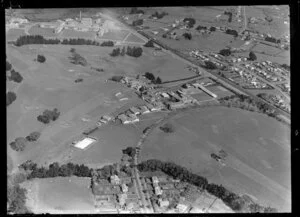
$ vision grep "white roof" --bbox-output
[74,137,96,149]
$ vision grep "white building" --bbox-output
[73,137,97,150]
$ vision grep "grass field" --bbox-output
[140,107,291,211]
[59,29,96,39]
[98,29,130,41]
[6,28,26,41]
[21,176,95,214]
[124,33,146,43]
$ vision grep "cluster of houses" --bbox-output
[6,17,29,30]
[92,174,141,213]
[277,83,290,94]
[227,66,267,89]
[96,114,113,127]
[189,50,225,68]
[242,61,286,83]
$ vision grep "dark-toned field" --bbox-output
[140,106,291,211]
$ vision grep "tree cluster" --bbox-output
[7,91,17,107]
[100,41,114,47]
[61,38,100,46]
[37,54,46,63]
[182,32,192,40]
[151,11,168,19]
[26,131,41,142]
[7,184,30,214]
[9,137,28,152]
[196,25,207,31]
[122,147,136,158]
[144,40,154,47]
[209,26,216,32]
[110,75,124,82]
[111,46,143,58]
[69,49,87,66]
[281,64,290,71]
[219,49,232,57]
[183,18,196,28]
[204,61,217,70]
[144,72,162,84]
[37,108,60,124]
[129,7,145,14]
[8,69,23,83]
[159,123,175,133]
[132,19,143,26]
[225,29,238,37]
[20,161,92,179]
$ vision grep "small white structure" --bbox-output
[74,137,97,150]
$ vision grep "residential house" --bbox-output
[130,107,141,115]
[139,105,150,114]
[110,175,121,185]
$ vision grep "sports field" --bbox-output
[140,106,291,211]
[21,177,95,214]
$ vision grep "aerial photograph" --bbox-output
[6,6,291,214]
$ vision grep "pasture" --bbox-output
[28,25,57,37]
[6,28,26,41]
[140,107,291,211]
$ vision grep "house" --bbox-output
[161,92,170,98]
[176,203,188,212]
[139,105,150,114]
[130,107,141,115]
[152,176,159,184]
[118,114,130,124]
[146,103,155,111]
[99,118,107,124]
[102,115,112,122]
[158,198,170,207]
[154,185,163,195]
[128,114,139,123]
[110,175,121,185]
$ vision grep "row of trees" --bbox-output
[265,36,281,44]
[9,132,41,152]
[110,46,143,58]
[7,91,17,106]
[225,29,238,37]
[37,108,60,124]
[137,159,277,212]
[14,35,110,47]
[19,161,92,179]
[100,41,114,46]
[7,182,30,214]
[144,72,162,84]
[129,7,145,14]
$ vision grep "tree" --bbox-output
[144,40,154,47]
[183,18,196,28]
[155,77,162,84]
[37,54,46,63]
[219,49,231,57]
[249,51,257,61]
[100,41,114,47]
[182,32,192,40]
[159,123,174,133]
[6,61,12,71]
[37,115,50,124]
[126,46,143,57]
[144,72,155,81]
[122,147,136,158]
[110,75,124,82]
[26,131,41,142]
[7,92,17,106]
[209,26,216,32]
[110,47,121,57]
[120,47,126,56]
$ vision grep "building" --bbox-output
[102,115,112,122]
[139,105,150,114]
[154,185,163,195]
[161,92,170,98]
[152,176,159,184]
[110,175,121,185]
[130,107,141,115]
[81,17,92,27]
[128,114,139,123]
[121,183,128,193]
[73,137,97,149]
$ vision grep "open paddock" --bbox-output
[98,29,130,41]
[140,107,291,211]
[59,29,96,39]
[6,28,26,41]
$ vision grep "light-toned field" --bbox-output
[124,33,146,43]
[98,29,130,41]
[21,176,95,214]
[140,107,291,211]
[28,25,57,37]
[59,29,96,39]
